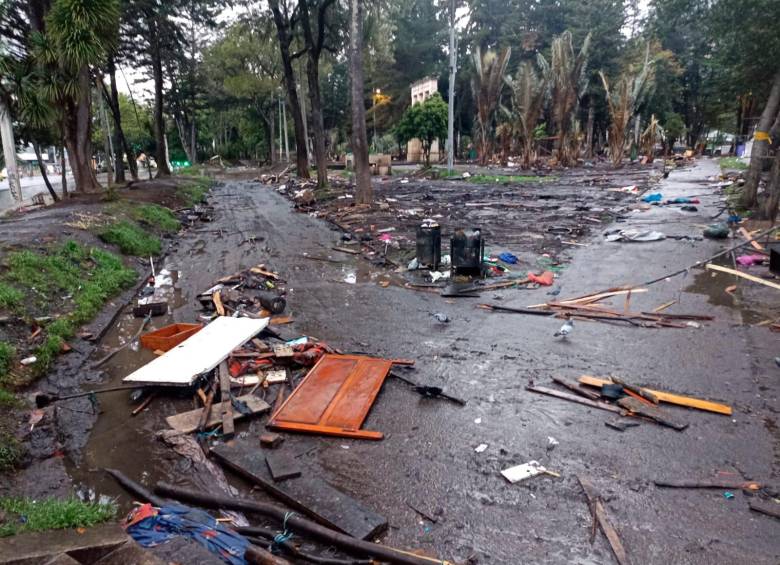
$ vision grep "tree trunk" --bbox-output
[585,102,594,158]
[760,147,780,222]
[269,0,310,179]
[349,0,372,204]
[150,17,171,178]
[107,62,138,180]
[96,80,113,185]
[32,142,59,202]
[65,66,102,193]
[60,145,68,197]
[0,98,22,203]
[190,120,197,165]
[299,0,333,189]
[742,71,780,208]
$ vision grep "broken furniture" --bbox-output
[165,394,270,433]
[140,323,203,352]
[124,316,269,386]
[268,354,398,440]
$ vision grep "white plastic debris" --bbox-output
[474,417,482,424]
[501,461,549,483]
[547,436,559,450]
[462,172,471,179]
[475,444,488,453]
[20,356,37,366]
[343,273,357,284]
[429,270,451,283]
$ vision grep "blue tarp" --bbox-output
[126,503,251,565]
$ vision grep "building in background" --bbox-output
[407,77,441,163]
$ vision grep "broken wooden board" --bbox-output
[654,479,761,491]
[578,376,732,415]
[269,354,393,440]
[617,397,688,431]
[526,385,623,414]
[705,263,780,291]
[124,316,268,386]
[211,440,387,540]
[578,476,629,565]
[219,361,234,439]
[749,499,780,520]
[265,451,302,481]
[165,394,269,433]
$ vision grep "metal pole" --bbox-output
[447,0,457,172]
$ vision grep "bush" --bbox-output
[132,204,180,233]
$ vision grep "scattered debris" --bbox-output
[578,476,629,565]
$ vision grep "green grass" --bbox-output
[131,204,180,233]
[0,283,22,310]
[176,165,203,176]
[0,389,18,408]
[0,242,136,382]
[0,432,22,473]
[176,177,211,207]
[433,168,556,183]
[720,156,748,170]
[99,220,161,256]
[0,497,116,537]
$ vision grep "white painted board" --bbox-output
[124,316,268,386]
[501,461,547,483]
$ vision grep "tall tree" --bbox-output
[269,0,310,178]
[549,31,590,166]
[505,57,549,169]
[471,46,511,165]
[349,0,371,204]
[740,71,780,209]
[299,0,336,188]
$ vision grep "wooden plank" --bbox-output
[578,376,732,415]
[265,452,302,481]
[749,499,780,520]
[654,479,761,491]
[551,376,601,401]
[213,290,225,316]
[269,354,393,440]
[211,440,387,540]
[578,476,629,565]
[526,385,623,414]
[705,263,780,291]
[617,397,688,431]
[219,361,234,439]
[739,226,765,251]
[124,317,268,386]
[165,394,269,433]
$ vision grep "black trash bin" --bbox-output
[416,222,441,269]
[451,228,484,275]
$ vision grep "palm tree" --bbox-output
[26,0,120,193]
[505,57,549,169]
[471,46,511,165]
[549,31,590,167]
[600,46,652,167]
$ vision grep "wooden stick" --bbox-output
[551,376,601,401]
[705,263,780,290]
[526,385,623,414]
[131,392,156,416]
[652,300,677,313]
[578,376,732,415]
[739,226,765,251]
[578,476,629,565]
[92,314,151,368]
[219,361,234,439]
[749,499,780,520]
[654,479,761,491]
[477,304,556,316]
[197,388,216,433]
[245,545,292,565]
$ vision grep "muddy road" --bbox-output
[60,160,779,564]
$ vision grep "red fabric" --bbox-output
[527,271,554,286]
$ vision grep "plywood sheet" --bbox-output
[269,354,392,440]
[211,441,387,539]
[165,394,269,433]
[124,316,268,386]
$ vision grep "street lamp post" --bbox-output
[373,88,381,153]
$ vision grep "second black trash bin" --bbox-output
[451,228,484,275]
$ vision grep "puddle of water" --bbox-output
[684,263,769,324]
[65,271,190,507]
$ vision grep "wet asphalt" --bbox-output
[70,159,779,564]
